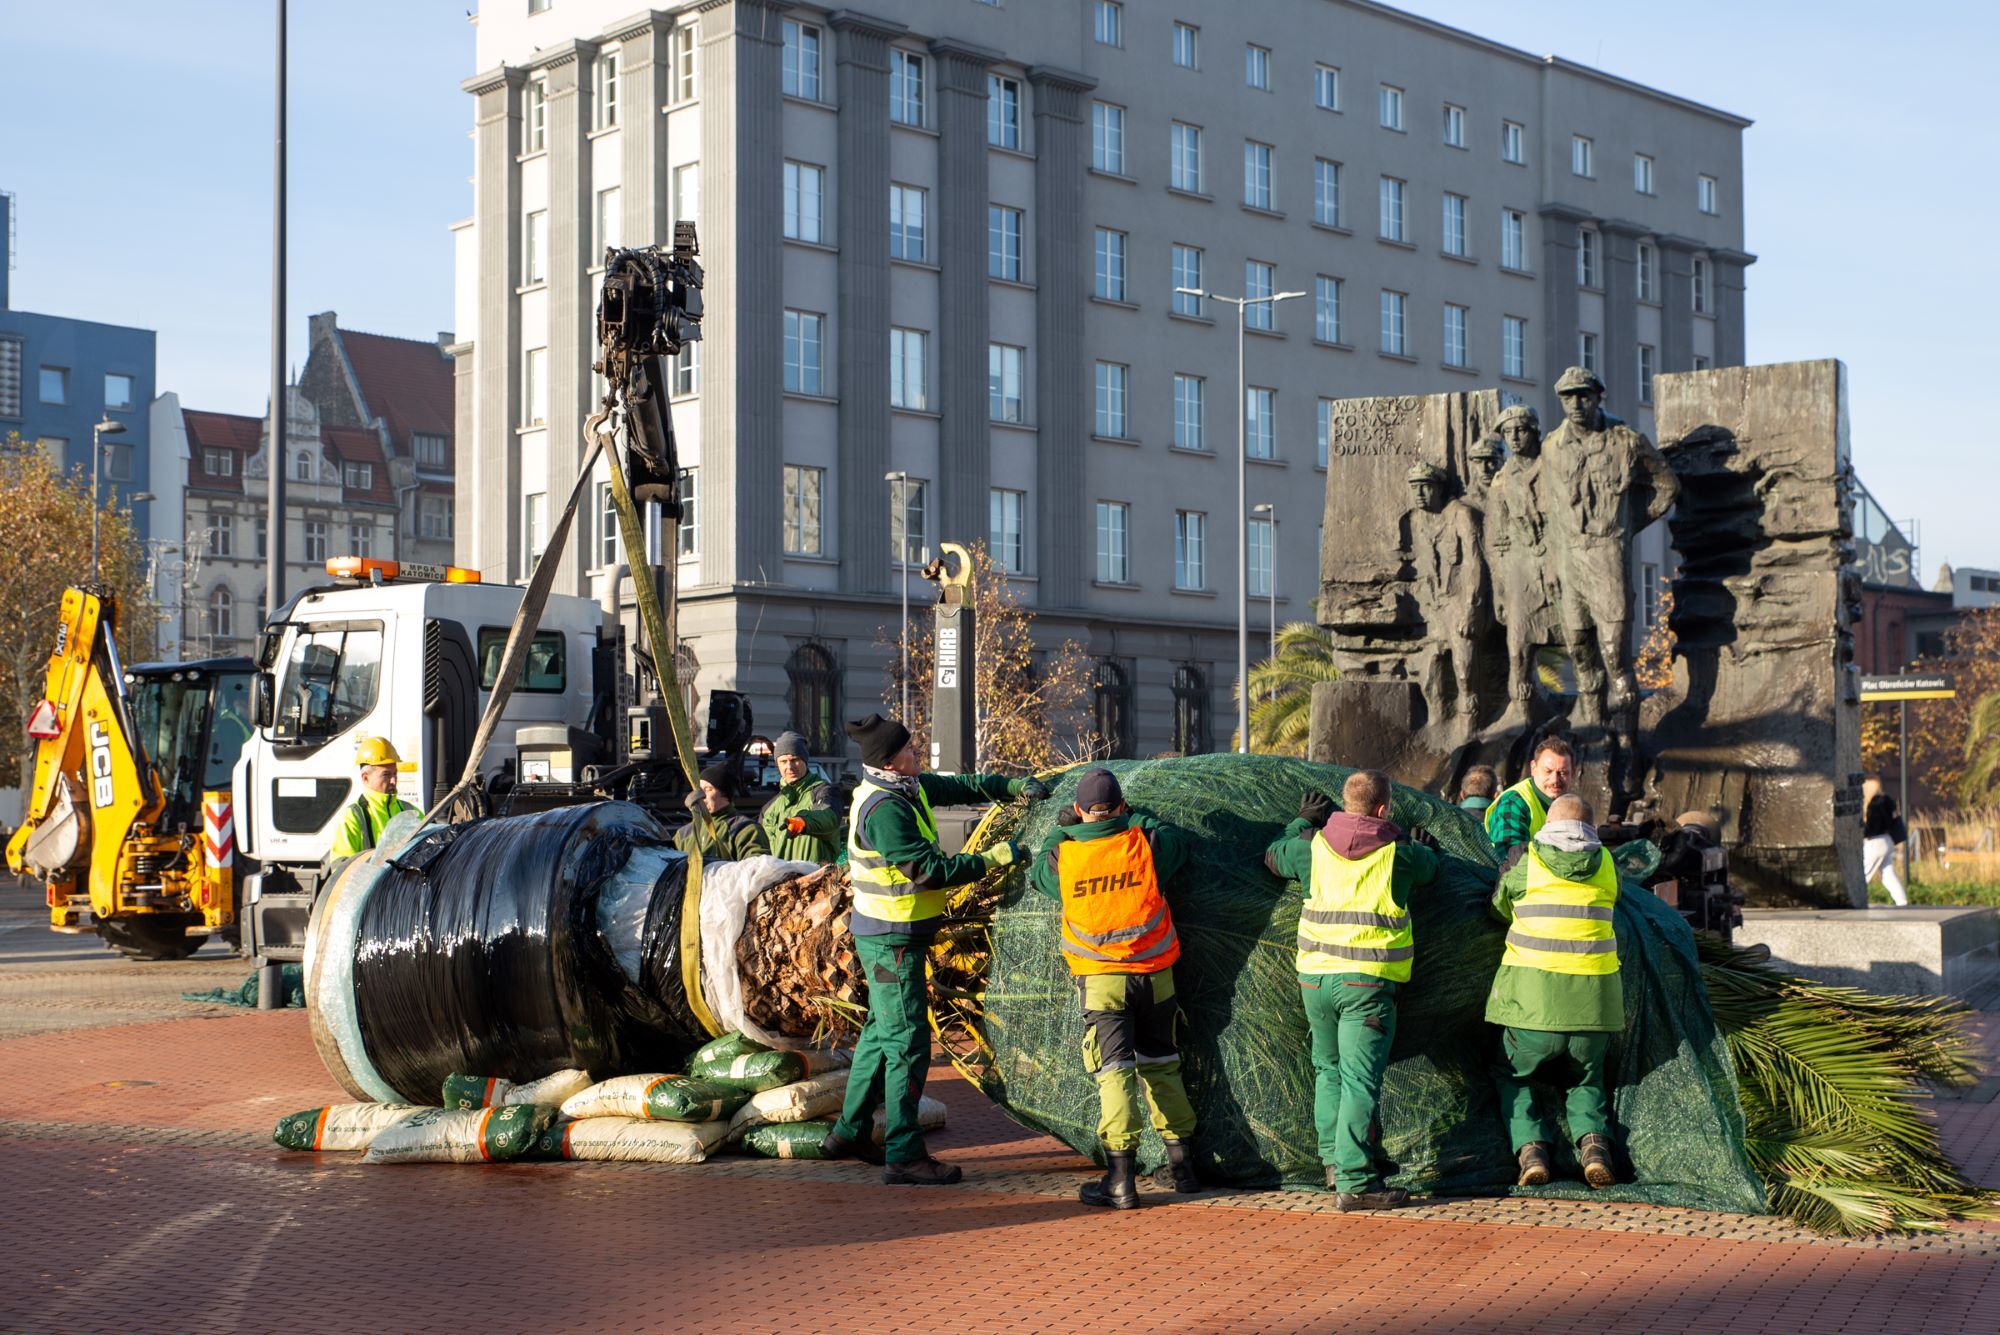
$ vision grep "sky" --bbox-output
[4,0,1997,575]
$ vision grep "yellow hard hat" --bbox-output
[356,736,402,767]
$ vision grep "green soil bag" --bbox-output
[979,754,1766,1213]
[690,1047,807,1091]
[741,1119,838,1160]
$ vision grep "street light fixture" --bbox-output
[885,470,911,723]
[1177,286,1306,753]
[90,418,127,583]
[1251,502,1277,673]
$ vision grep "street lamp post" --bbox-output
[90,418,127,583]
[1251,502,1277,673]
[885,470,911,722]
[1177,286,1304,753]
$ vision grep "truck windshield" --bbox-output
[205,673,254,787]
[274,625,384,742]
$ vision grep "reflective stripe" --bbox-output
[1067,904,1168,947]
[1505,930,1618,955]
[1064,925,1180,964]
[845,780,942,919]
[1515,903,1615,922]
[1300,907,1409,929]
[1501,845,1620,976]
[1294,937,1416,963]
[1299,838,1412,981]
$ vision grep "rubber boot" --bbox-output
[1578,1134,1615,1189]
[1152,1139,1200,1194]
[1079,1149,1141,1210]
[1516,1141,1552,1187]
[883,1156,963,1186]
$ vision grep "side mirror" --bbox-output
[251,672,275,729]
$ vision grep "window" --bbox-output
[1579,331,1600,374]
[1442,193,1467,256]
[1502,119,1524,164]
[1314,276,1342,344]
[989,489,1025,573]
[524,209,547,283]
[592,481,618,565]
[595,186,622,253]
[1096,502,1130,583]
[1170,122,1203,193]
[1577,228,1600,287]
[1093,659,1133,757]
[255,516,267,557]
[1095,362,1129,438]
[1379,176,1406,242]
[988,344,1025,422]
[1692,256,1712,314]
[303,519,328,564]
[1571,135,1593,177]
[673,164,699,227]
[528,0,549,12]
[104,373,134,411]
[1243,141,1273,210]
[208,518,234,558]
[1094,228,1128,301]
[782,465,823,555]
[1316,398,1334,468]
[784,643,842,756]
[1174,512,1206,590]
[273,622,381,743]
[203,447,234,477]
[38,437,68,466]
[1244,260,1275,330]
[294,451,313,482]
[1245,44,1270,90]
[672,25,696,104]
[1637,242,1658,303]
[1634,152,1654,194]
[1692,355,1712,372]
[784,162,824,243]
[1312,159,1341,226]
[889,184,927,260]
[477,628,567,693]
[1246,386,1276,459]
[104,443,132,482]
[1173,22,1198,69]
[1160,372,1202,451]
[524,346,547,425]
[1093,1,1122,46]
[1502,316,1527,379]
[1638,344,1656,404]
[1640,563,1661,629]
[890,50,924,125]
[1091,101,1126,173]
[1443,103,1465,148]
[782,19,821,100]
[343,462,372,491]
[987,75,1021,149]
[890,328,928,410]
[988,205,1023,280]
[1501,210,1526,270]
[677,468,697,556]
[1699,174,1719,214]
[889,477,928,565]
[1378,85,1403,130]
[211,588,234,643]
[595,50,619,129]
[348,521,373,559]
[1171,244,1204,316]
[1314,64,1340,110]
[1443,304,1469,368]
[672,342,699,396]
[1171,665,1208,754]
[421,495,453,541]
[39,366,66,405]
[523,492,547,571]
[783,310,824,394]
[524,80,546,152]
[1380,290,1408,356]
[1248,517,1274,597]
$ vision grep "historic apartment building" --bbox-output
[455,0,1751,758]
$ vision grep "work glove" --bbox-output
[682,789,704,813]
[785,816,807,835]
[1011,776,1052,801]
[1298,791,1336,828]
[1055,807,1084,827]
[1407,826,1441,852]
[980,841,1026,869]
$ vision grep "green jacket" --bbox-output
[329,788,414,860]
[1027,810,1192,903]
[1485,840,1625,1033]
[1260,817,1440,907]
[1485,782,1553,859]
[674,811,769,863]
[850,771,1022,937]
[759,775,841,863]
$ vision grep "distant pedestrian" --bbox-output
[1861,776,1909,907]
[1457,765,1499,815]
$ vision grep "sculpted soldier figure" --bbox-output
[1539,368,1680,717]
[1485,405,1558,710]
[1465,438,1505,512]
[1405,463,1486,718]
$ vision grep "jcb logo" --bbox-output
[88,722,115,809]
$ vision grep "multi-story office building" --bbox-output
[456,0,1751,758]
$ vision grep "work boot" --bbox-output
[1578,1134,1616,1189]
[883,1156,963,1186]
[1152,1139,1200,1194]
[821,1129,884,1165]
[1079,1149,1141,1210]
[1335,1185,1412,1213]
[1516,1142,1552,1188]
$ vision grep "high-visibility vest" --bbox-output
[1297,837,1414,981]
[1484,778,1549,842]
[1055,826,1180,976]
[847,777,945,925]
[1502,845,1620,976]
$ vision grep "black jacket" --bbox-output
[1864,794,1906,843]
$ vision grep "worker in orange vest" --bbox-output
[1028,768,1199,1209]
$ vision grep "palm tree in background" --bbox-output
[1233,622,1341,756]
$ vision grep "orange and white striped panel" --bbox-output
[203,797,234,869]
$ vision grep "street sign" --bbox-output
[1859,673,1957,702]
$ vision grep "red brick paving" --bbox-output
[2,1010,1998,1334]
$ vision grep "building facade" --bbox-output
[456,0,1752,758]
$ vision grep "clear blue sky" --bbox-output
[6,1,1995,575]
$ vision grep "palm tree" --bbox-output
[1233,622,1341,756]
[1955,689,2000,809]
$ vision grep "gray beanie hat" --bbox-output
[774,730,811,760]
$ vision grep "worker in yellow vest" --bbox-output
[822,714,1044,1185]
[1484,735,1576,859]
[1264,769,1439,1211]
[328,737,415,860]
[1486,792,1623,1189]
[1028,768,1200,1209]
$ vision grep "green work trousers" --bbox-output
[1300,972,1399,1193]
[1077,969,1198,1153]
[831,933,932,1164]
[1493,1025,1613,1151]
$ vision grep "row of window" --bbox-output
[190,512,427,561]
[5,364,138,414]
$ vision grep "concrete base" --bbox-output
[1736,906,2000,997]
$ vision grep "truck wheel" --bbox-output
[97,917,207,961]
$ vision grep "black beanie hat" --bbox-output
[1075,767,1123,814]
[698,763,740,798]
[845,714,912,768]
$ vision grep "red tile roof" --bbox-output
[339,329,454,467]
[182,409,260,493]
[323,426,394,505]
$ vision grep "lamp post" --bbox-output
[90,418,127,583]
[1176,285,1304,753]
[885,469,910,722]
[1251,502,1276,673]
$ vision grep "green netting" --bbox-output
[977,753,1767,1213]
